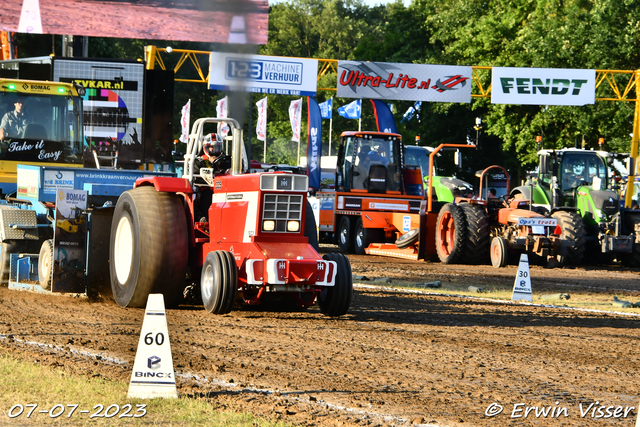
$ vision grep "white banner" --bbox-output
[492,67,596,106]
[337,60,472,103]
[289,98,303,142]
[216,96,230,138]
[209,52,318,96]
[179,99,190,143]
[256,97,267,142]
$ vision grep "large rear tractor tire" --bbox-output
[38,239,54,290]
[110,186,189,308]
[623,213,640,266]
[435,203,467,264]
[318,253,353,317]
[355,217,384,255]
[460,204,490,264]
[490,236,509,268]
[201,250,238,314]
[552,211,586,266]
[337,216,355,253]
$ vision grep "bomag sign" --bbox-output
[492,67,596,106]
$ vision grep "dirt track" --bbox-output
[1,248,640,426]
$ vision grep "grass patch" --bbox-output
[0,352,291,426]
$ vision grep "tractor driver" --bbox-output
[564,158,586,188]
[0,95,30,141]
[202,132,231,172]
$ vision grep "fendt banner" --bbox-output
[492,67,596,106]
[209,52,318,96]
[337,60,472,103]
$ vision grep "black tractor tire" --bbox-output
[337,216,355,253]
[395,228,419,249]
[490,236,509,268]
[460,204,490,264]
[435,203,467,264]
[304,200,320,252]
[201,250,238,314]
[355,217,384,255]
[38,239,54,290]
[318,253,353,317]
[110,186,189,308]
[552,211,586,266]
[623,213,640,266]
[0,240,28,287]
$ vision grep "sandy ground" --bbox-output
[1,247,640,426]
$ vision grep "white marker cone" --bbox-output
[127,294,177,399]
[512,254,533,302]
[18,0,43,34]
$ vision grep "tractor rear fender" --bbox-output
[134,176,193,195]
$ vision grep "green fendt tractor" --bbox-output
[510,147,640,265]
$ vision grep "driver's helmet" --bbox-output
[571,160,585,175]
[203,133,223,158]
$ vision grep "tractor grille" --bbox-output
[262,194,303,232]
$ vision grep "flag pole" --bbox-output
[328,97,333,156]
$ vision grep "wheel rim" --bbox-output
[340,224,348,245]
[356,227,363,249]
[114,216,134,285]
[491,240,500,264]
[201,263,214,304]
[438,211,455,256]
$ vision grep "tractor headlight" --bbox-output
[287,220,300,232]
[597,210,607,220]
[263,220,275,231]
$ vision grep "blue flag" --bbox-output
[401,100,422,123]
[319,98,332,119]
[370,99,398,134]
[337,99,361,119]
[306,97,322,190]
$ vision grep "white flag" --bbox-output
[289,98,303,142]
[179,99,191,143]
[256,97,267,142]
[216,96,230,138]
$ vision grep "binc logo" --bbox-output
[148,355,161,369]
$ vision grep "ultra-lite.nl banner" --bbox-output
[337,60,472,103]
[492,67,596,106]
[209,52,318,96]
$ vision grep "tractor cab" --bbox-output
[335,131,403,194]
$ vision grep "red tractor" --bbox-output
[109,118,352,316]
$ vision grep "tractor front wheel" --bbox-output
[490,236,509,268]
[318,253,353,317]
[110,186,188,308]
[435,203,467,264]
[38,239,54,290]
[201,250,238,314]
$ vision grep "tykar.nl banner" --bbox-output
[492,67,596,106]
[337,60,472,103]
[209,52,318,96]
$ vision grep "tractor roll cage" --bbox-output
[183,117,246,182]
